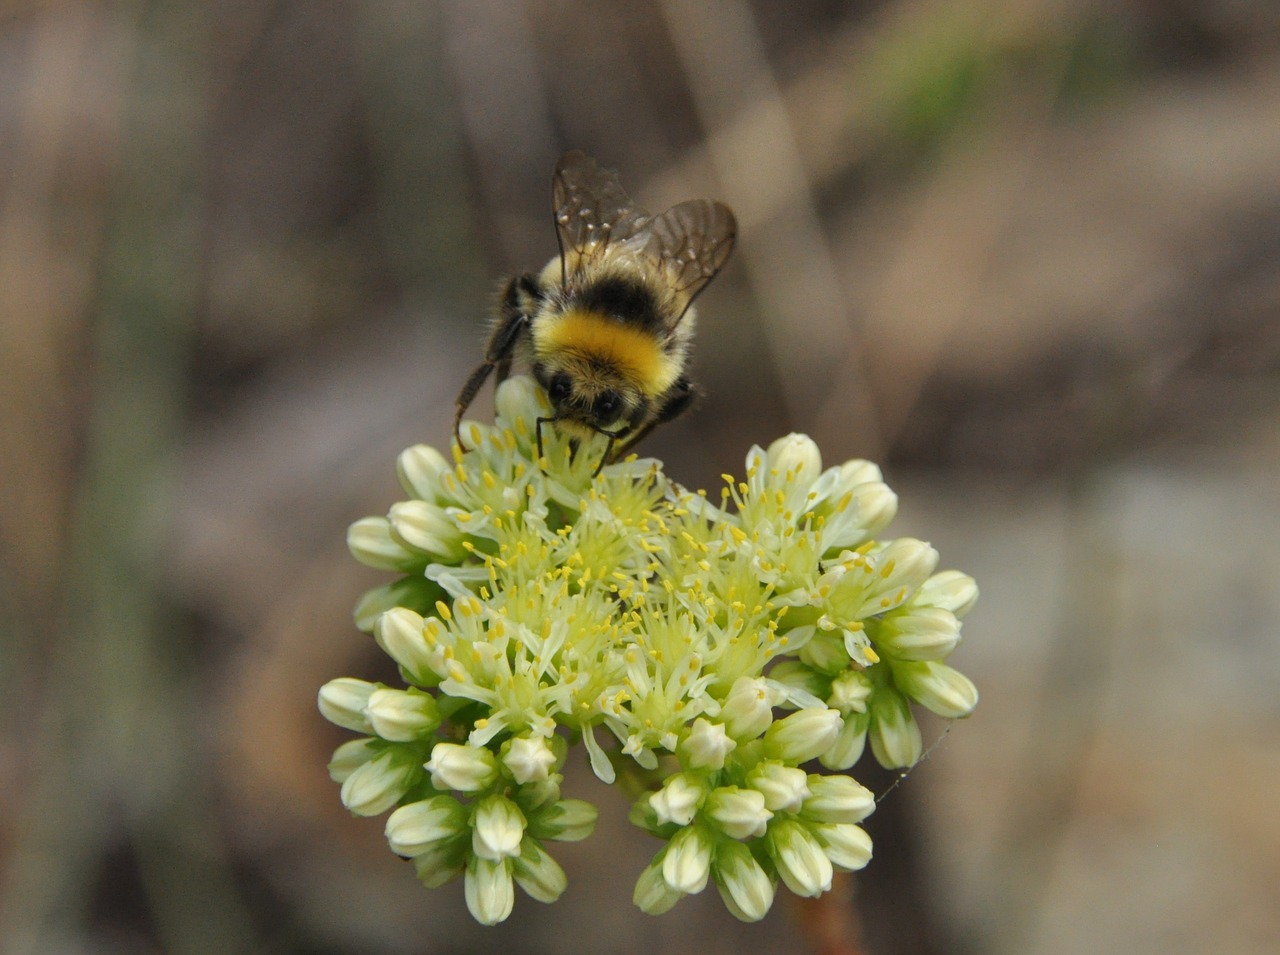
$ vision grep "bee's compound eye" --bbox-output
[595,391,620,419]
[547,373,573,403]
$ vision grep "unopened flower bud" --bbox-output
[465,856,514,925]
[764,708,842,764]
[425,742,498,792]
[471,794,526,861]
[705,787,772,840]
[317,678,376,734]
[366,687,440,741]
[714,841,776,922]
[662,825,713,894]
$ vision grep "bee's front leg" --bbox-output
[453,274,540,450]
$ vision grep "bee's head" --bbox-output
[533,358,647,435]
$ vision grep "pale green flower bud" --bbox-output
[512,838,567,903]
[797,632,852,675]
[849,477,898,540]
[868,689,922,768]
[800,775,875,824]
[828,669,873,715]
[340,745,421,817]
[425,742,498,792]
[893,661,979,719]
[347,516,419,571]
[388,500,466,561]
[465,856,514,925]
[747,762,810,813]
[818,711,869,771]
[912,569,979,618]
[768,819,833,898]
[396,443,449,501]
[529,798,597,842]
[412,840,466,888]
[366,687,440,741]
[502,735,559,784]
[877,608,961,661]
[814,822,873,872]
[662,825,713,894]
[374,607,438,685]
[327,737,379,783]
[766,433,822,487]
[385,795,468,856]
[472,794,527,861]
[317,678,376,733]
[713,841,776,922]
[720,676,775,741]
[516,775,564,816]
[705,787,772,840]
[680,718,736,770]
[764,708,842,764]
[649,772,707,827]
[634,858,684,915]
[495,374,548,430]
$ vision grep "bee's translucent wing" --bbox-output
[647,199,737,323]
[553,151,650,278]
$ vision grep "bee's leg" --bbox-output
[453,275,539,449]
[608,377,697,461]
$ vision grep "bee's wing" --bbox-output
[553,151,650,278]
[647,199,737,323]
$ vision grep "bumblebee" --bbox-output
[454,150,736,467]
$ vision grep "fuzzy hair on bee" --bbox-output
[453,150,736,470]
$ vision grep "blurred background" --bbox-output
[2,0,1279,952]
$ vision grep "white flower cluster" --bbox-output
[322,376,978,924]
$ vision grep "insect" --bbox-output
[453,150,737,470]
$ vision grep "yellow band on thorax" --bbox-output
[532,310,679,396]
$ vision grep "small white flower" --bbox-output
[868,689,923,768]
[893,660,979,719]
[326,737,379,783]
[768,819,833,898]
[347,516,419,571]
[680,718,736,770]
[372,608,438,684]
[512,839,568,903]
[502,735,559,784]
[814,822,873,872]
[800,774,875,824]
[385,795,467,856]
[747,762,810,814]
[713,841,776,922]
[529,798,598,842]
[662,825,713,894]
[317,678,376,734]
[719,676,775,741]
[471,794,527,860]
[424,742,498,792]
[876,608,962,661]
[634,858,684,915]
[339,746,421,817]
[388,500,467,560]
[828,669,873,715]
[465,856,515,925]
[911,569,979,618]
[705,786,772,840]
[366,687,439,741]
[650,773,706,827]
[764,707,842,764]
[396,443,450,502]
